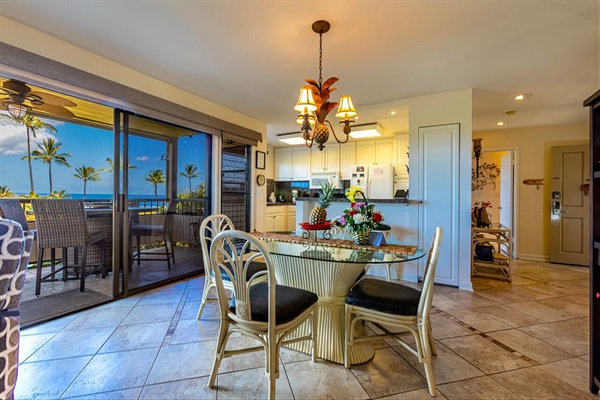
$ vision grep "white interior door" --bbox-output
[550,145,589,266]
[419,124,459,286]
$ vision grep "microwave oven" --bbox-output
[310,171,341,189]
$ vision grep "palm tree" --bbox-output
[74,165,101,199]
[179,163,201,192]
[0,186,15,198]
[31,138,72,194]
[49,190,72,199]
[0,114,57,194]
[145,169,165,198]
[102,155,137,172]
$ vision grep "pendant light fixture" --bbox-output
[294,20,357,151]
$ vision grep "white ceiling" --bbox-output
[1,1,598,146]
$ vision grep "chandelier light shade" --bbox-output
[294,20,358,150]
[6,102,28,119]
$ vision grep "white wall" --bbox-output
[475,123,588,261]
[409,89,473,290]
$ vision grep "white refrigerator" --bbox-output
[350,164,395,199]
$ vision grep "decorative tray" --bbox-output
[299,222,333,230]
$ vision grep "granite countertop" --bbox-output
[295,197,408,204]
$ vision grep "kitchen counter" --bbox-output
[267,202,296,206]
[296,197,408,204]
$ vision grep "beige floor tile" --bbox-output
[540,358,595,398]
[537,297,589,317]
[350,347,427,398]
[63,387,143,399]
[438,375,520,399]
[285,359,369,399]
[442,291,499,308]
[519,321,589,356]
[216,367,294,399]
[169,317,221,345]
[491,366,590,399]
[441,335,531,374]
[430,313,477,339]
[378,388,448,399]
[470,304,544,327]
[443,307,512,333]
[395,342,485,384]
[505,299,578,322]
[487,329,573,364]
[146,341,217,385]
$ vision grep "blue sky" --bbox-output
[0,113,207,197]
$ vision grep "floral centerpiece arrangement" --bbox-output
[335,185,385,245]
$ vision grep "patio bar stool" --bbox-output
[31,199,107,296]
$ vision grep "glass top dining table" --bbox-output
[252,231,425,365]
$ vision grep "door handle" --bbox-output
[560,210,568,214]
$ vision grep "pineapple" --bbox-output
[309,181,335,224]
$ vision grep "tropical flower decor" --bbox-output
[335,185,385,244]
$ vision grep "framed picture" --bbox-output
[255,151,266,170]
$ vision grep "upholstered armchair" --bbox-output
[0,218,34,399]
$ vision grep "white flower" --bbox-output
[353,213,364,224]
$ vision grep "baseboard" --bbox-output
[518,253,549,262]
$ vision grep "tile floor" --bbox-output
[16,259,593,399]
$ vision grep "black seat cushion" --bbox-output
[346,278,421,316]
[217,260,267,282]
[229,282,318,325]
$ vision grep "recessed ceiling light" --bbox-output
[390,111,396,115]
[349,123,384,138]
[497,122,505,126]
[279,137,307,145]
[514,93,532,101]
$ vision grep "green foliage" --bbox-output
[49,190,72,199]
[102,156,137,172]
[31,138,72,193]
[145,169,166,197]
[179,163,201,192]
[74,165,102,198]
[318,181,335,209]
[0,186,15,198]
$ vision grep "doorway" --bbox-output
[472,148,518,257]
[113,110,211,296]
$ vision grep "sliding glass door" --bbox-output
[113,110,211,296]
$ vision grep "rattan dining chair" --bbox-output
[130,200,176,269]
[344,227,443,396]
[196,214,267,320]
[31,199,107,296]
[207,229,318,400]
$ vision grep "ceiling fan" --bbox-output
[0,79,76,119]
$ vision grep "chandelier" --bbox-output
[294,20,357,151]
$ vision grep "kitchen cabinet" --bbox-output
[355,142,375,165]
[275,148,310,181]
[375,139,394,165]
[339,142,356,179]
[266,205,286,232]
[287,209,297,231]
[311,145,339,172]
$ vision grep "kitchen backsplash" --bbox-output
[267,179,349,203]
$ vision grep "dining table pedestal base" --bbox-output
[271,251,375,365]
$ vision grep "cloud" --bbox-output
[0,121,57,156]
[135,156,150,161]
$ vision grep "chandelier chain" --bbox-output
[318,32,323,88]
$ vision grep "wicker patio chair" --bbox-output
[129,200,176,269]
[344,227,443,396]
[31,199,106,296]
[207,230,318,400]
[0,199,31,234]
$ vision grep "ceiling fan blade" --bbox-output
[30,91,77,107]
[1,79,31,96]
[33,103,75,118]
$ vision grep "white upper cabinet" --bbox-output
[355,142,375,166]
[339,142,356,179]
[275,147,311,181]
[311,145,339,172]
[394,134,409,191]
[375,139,394,165]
